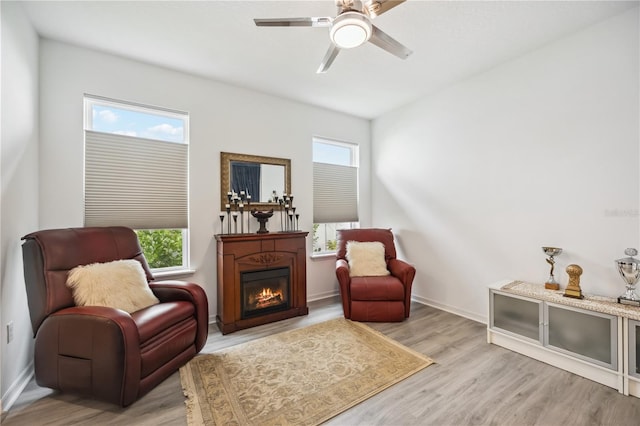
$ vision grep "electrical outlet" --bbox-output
[6,321,14,343]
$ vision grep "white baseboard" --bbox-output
[307,290,339,302]
[411,295,486,324]
[1,362,34,412]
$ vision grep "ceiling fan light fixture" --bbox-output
[329,12,372,49]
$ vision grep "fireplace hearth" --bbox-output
[215,231,308,334]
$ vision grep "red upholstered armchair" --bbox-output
[21,226,208,406]
[335,228,415,322]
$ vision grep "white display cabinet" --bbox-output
[488,280,629,394]
[628,319,640,397]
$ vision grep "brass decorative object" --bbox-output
[542,247,563,290]
[616,248,640,307]
[251,209,274,234]
[563,264,584,299]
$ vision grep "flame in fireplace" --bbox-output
[252,287,284,308]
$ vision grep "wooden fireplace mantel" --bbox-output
[215,231,309,334]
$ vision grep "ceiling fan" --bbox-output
[254,0,412,73]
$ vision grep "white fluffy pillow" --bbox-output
[66,259,159,313]
[346,241,390,277]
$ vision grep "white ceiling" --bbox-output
[21,0,637,119]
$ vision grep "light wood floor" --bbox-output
[3,298,640,425]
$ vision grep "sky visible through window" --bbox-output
[313,140,353,166]
[90,104,185,143]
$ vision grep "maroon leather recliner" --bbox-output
[21,226,208,406]
[335,228,415,322]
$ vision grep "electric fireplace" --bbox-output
[215,231,309,334]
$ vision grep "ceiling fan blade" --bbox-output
[363,0,405,18]
[369,25,412,59]
[317,44,341,74]
[254,17,332,27]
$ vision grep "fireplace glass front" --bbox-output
[241,267,290,319]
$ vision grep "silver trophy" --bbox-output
[542,247,563,290]
[616,248,640,306]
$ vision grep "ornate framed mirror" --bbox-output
[220,152,291,211]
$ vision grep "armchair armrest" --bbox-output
[35,306,141,405]
[388,258,416,318]
[388,258,416,285]
[335,259,351,318]
[335,259,350,284]
[150,280,209,352]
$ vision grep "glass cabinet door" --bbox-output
[491,291,542,343]
[630,319,640,378]
[546,303,617,370]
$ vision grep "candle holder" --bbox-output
[219,214,225,235]
[226,204,231,234]
[239,203,244,234]
[292,206,296,229]
[295,213,299,231]
[278,198,284,231]
[246,196,251,233]
[232,213,238,234]
[284,205,290,231]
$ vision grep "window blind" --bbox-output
[313,162,358,223]
[84,130,188,229]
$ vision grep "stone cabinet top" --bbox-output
[493,280,640,321]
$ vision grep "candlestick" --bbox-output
[295,213,299,231]
[279,198,284,232]
[226,204,231,234]
[284,206,290,231]
[239,203,244,233]
[246,196,251,233]
[219,214,225,235]
[232,212,238,234]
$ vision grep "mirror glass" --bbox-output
[221,152,291,210]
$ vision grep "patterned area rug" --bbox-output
[180,318,434,426]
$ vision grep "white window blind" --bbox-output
[84,130,188,229]
[313,162,358,223]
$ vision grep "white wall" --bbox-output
[0,1,40,411]
[38,40,371,318]
[372,7,640,322]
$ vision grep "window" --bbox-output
[83,95,189,272]
[312,137,359,253]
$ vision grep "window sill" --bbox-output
[152,268,196,280]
